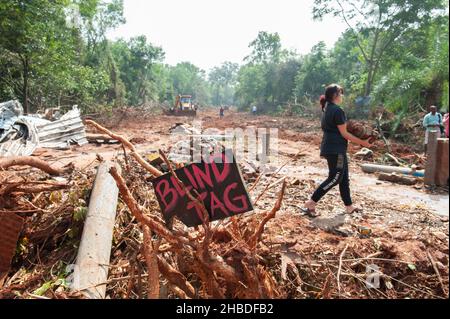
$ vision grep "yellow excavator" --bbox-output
[165,94,197,116]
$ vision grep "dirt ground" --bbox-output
[1,107,448,299]
[46,108,448,216]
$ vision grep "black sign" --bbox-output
[151,150,253,227]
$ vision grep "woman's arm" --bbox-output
[337,123,372,148]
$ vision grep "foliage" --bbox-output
[312,0,446,97]
[0,0,448,117]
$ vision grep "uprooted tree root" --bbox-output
[109,161,287,298]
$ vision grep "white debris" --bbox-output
[0,100,87,157]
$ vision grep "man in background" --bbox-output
[422,105,442,153]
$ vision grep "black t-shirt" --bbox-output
[320,102,348,155]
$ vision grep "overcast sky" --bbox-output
[107,0,348,72]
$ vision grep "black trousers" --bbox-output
[311,153,352,206]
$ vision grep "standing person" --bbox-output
[422,105,442,153]
[252,105,257,115]
[219,106,224,118]
[443,112,449,138]
[301,84,372,217]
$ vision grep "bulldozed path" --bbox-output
[46,109,448,216]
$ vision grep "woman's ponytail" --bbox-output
[319,95,327,111]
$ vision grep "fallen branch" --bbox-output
[337,243,349,298]
[0,209,42,215]
[320,273,333,299]
[109,166,192,247]
[1,183,69,196]
[157,256,196,299]
[248,179,287,249]
[0,156,72,176]
[349,252,384,268]
[427,251,447,297]
[254,176,287,206]
[142,226,160,299]
[385,153,405,167]
[85,119,162,177]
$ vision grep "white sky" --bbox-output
[107,0,348,72]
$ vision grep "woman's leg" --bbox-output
[308,154,343,206]
[338,154,352,206]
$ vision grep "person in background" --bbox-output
[252,105,257,115]
[422,105,442,153]
[443,112,449,138]
[300,84,372,217]
[219,106,224,118]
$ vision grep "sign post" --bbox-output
[151,150,253,227]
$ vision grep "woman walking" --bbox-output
[301,84,372,217]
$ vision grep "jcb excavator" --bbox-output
[164,94,197,116]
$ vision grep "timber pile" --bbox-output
[0,121,448,299]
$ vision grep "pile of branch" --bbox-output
[85,119,289,298]
[109,157,286,298]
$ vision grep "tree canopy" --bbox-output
[0,0,448,116]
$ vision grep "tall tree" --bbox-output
[111,36,164,105]
[245,31,284,64]
[294,42,333,99]
[169,62,210,105]
[208,62,239,105]
[313,0,446,97]
[0,0,70,113]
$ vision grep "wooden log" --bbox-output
[425,131,439,185]
[71,161,120,298]
[435,138,449,186]
[378,172,417,185]
[86,133,119,144]
[361,163,424,177]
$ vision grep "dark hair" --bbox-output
[319,84,344,111]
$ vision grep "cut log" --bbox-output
[434,138,449,186]
[86,133,119,144]
[425,131,439,185]
[378,172,417,185]
[71,161,120,299]
[361,163,424,177]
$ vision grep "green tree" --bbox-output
[329,30,364,92]
[234,64,267,109]
[294,42,333,99]
[372,15,449,112]
[0,0,71,113]
[313,0,446,97]
[245,31,284,64]
[168,62,210,105]
[208,62,239,105]
[112,36,164,105]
